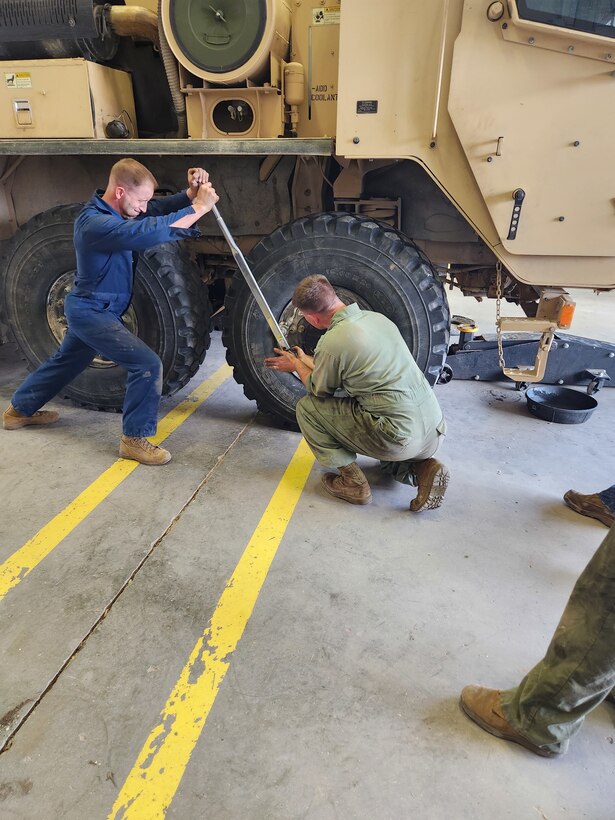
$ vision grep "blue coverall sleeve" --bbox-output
[79,208,199,252]
[146,191,192,217]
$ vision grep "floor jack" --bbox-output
[441,315,614,395]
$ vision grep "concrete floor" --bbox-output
[0,291,614,819]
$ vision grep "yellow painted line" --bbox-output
[0,365,232,602]
[109,438,315,820]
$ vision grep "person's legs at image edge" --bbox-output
[461,524,615,756]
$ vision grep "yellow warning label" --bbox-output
[5,72,32,89]
[312,7,341,25]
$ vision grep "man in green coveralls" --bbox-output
[264,274,448,509]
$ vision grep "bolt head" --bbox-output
[353,136,360,144]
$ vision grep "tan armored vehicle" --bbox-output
[0,0,613,423]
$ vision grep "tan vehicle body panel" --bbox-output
[0,59,136,139]
[0,1,614,292]
[336,0,615,289]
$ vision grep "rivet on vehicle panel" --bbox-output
[573,140,580,147]
[528,37,535,45]
[353,136,360,144]
[562,343,570,349]
[558,216,565,222]
[557,379,564,384]
[473,375,480,380]
[568,45,574,53]
[487,156,493,162]
[607,54,613,60]
[608,352,615,358]
[502,22,508,29]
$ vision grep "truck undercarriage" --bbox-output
[0,1,613,422]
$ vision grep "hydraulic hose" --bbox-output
[157,0,187,138]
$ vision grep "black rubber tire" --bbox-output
[2,205,211,411]
[223,212,450,425]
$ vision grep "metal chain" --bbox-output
[495,260,506,371]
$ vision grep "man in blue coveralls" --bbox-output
[2,158,218,465]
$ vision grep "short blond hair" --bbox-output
[109,158,157,190]
[292,275,338,313]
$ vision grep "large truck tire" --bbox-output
[2,205,211,411]
[223,212,450,425]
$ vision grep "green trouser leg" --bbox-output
[295,394,435,479]
[379,459,419,486]
[500,524,615,755]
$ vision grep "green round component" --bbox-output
[168,0,268,75]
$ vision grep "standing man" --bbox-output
[264,274,449,509]
[2,159,218,465]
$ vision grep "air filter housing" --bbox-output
[160,0,291,85]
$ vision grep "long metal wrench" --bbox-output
[211,204,291,350]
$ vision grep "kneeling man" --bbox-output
[265,275,449,509]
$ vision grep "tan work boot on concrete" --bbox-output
[119,435,171,466]
[460,685,560,758]
[410,458,449,511]
[563,490,615,528]
[321,462,372,505]
[3,403,59,430]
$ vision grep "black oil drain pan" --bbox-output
[525,385,598,424]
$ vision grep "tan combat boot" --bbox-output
[460,685,560,757]
[119,435,171,465]
[410,458,449,511]
[321,462,372,505]
[563,490,615,528]
[3,403,59,430]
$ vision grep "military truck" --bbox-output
[0,0,613,424]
